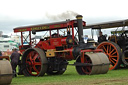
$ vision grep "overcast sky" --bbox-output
[0,0,128,35]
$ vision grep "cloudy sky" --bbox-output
[0,0,128,35]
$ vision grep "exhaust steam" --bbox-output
[46,11,79,20]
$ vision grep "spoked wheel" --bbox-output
[22,48,48,76]
[76,54,92,75]
[75,53,109,75]
[97,41,122,70]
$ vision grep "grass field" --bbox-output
[11,62,128,85]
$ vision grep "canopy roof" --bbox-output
[84,19,128,29]
[13,19,86,33]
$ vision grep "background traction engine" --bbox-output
[97,30,128,70]
[84,19,128,70]
[14,15,110,76]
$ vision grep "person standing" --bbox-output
[84,35,88,43]
[10,48,20,77]
[98,31,107,43]
[0,51,2,60]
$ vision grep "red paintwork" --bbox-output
[26,51,41,76]
[63,48,74,60]
[50,38,62,47]
[35,37,68,50]
[21,32,23,46]
[81,49,103,53]
[50,37,68,46]
[37,41,55,50]
[34,35,70,50]
[61,37,67,45]
[0,56,10,60]
[80,49,103,63]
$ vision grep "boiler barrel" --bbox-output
[0,60,13,85]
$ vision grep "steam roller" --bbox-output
[0,60,13,85]
[14,15,110,76]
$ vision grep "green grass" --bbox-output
[11,61,128,85]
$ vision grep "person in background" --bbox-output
[10,48,20,77]
[84,35,88,43]
[7,49,12,56]
[0,51,2,56]
[0,51,2,60]
[98,31,107,43]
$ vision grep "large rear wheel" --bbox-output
[21,48,48,76]
[97,41,122,70]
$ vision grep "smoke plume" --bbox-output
[46,11,79,21]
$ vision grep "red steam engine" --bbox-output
[13,15,110,76]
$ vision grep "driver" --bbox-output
[98,31,107,43]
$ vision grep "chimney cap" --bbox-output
[76,15,83,18]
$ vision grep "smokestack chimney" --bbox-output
[76,15,84,44]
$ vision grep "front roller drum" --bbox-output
[0,60,13,85]
[76,53,110,75]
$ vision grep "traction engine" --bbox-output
[97,30,128,70]
[14,15,110,76]
[84,19,128,70]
